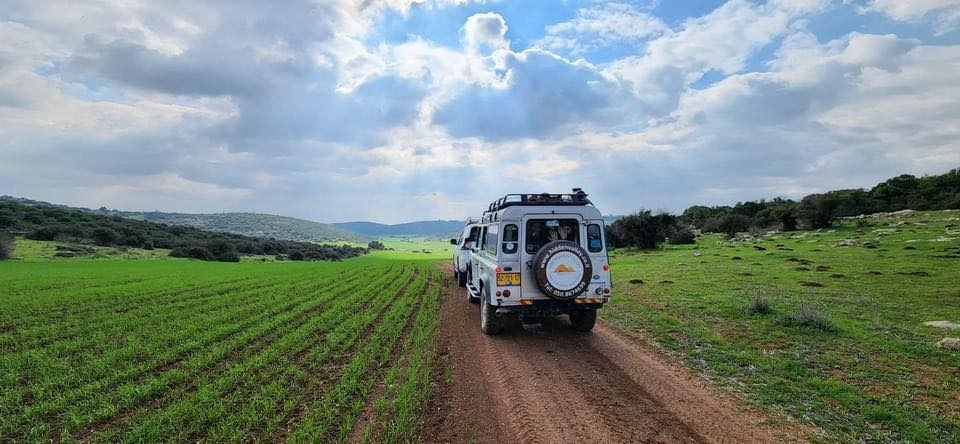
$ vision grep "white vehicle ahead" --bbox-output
[464,189,611,335]
[450,217,481,288]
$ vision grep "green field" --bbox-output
[604,210,960,441]
[0,255,442,442]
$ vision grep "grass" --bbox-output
[603,209,960,442]
[0,253,443,442]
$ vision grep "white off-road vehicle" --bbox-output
[450,217,481,287]
[465,189,611,334]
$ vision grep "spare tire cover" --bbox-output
[533,240,593,300]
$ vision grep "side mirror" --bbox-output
[450,238,457,245]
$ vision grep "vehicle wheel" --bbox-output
[468,273,480,304]
[481,295,503,335]
[569,309,596,332]
[457,266,467,287]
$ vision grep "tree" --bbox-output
[0,233,13,260]
[608,210,677,249]
[92,227,119,246]
[368,240,385,250]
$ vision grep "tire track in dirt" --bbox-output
[424,263,805,444]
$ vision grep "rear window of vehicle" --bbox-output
[502,224,518,254]
[525,219,579,253]
[587,224,603,252]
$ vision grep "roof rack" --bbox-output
[484,188,591,214]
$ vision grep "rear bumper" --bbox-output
[493,298,604,317]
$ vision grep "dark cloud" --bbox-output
[433,49,616,140]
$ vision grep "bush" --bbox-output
[749,291,772,314]
[368,240,385,250]
[780,305,835,331]
[0,234,13,260]
[667,226,696,245]
[704,214,752,238]
[207,239,240,262]
[608,210,677,249]
[169,246,214,261]
[289,250,305,261]
[92,227,119,246]
[27,226,60,241]
[142,240,155,250]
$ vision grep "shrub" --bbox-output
[608,210,677,249]
[207,239,240,262]
[92,227,119,246]
[0,234,13,260]
[703,214,752,238]
[289,250,305,261]
[368,240,385,250]
[667,226,696,245]
[748,290,772,314]
[27,226,60,241]
[142,240,155,250]
[169,246,214,261]
[780,305,835,331]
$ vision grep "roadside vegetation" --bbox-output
[0,256,442,442]
[603,209,960,441]
[607,168,960,250]
[0,199,365,262]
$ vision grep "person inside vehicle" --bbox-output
[528,221,546,253]
[559,222,577,242]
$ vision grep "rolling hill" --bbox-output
[333,220,464,238]
[118,211,366,242]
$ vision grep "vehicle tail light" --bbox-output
[496,290,502,297]
[495,266,502,273]
[603,288,610,294]
[502,289,511,297]
[602,264,609,271]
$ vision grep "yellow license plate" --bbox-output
[496,273,520,286]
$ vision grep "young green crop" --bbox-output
[0,255,445,442]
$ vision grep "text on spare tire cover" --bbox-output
[537,242,592,298]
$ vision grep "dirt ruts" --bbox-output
[423,264,805,443]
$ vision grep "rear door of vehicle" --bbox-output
[519,213,585,300]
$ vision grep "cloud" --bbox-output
[605,0,828,115]
[865,0,960,33]
[1,0,958,223]
[537,2,668,56]
[432,48,619,139]
[462,12,509,54]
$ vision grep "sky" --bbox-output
[1,0,959,224]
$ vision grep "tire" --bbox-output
[569,309,596,332]
[457,265,467,287]
[532,240,593,300]
[481,294,503,335]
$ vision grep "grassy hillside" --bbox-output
[604,209,960,441]
[119,211,365,242]
[334,220,463,238]
[0,198,366,262]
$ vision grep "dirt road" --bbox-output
[423,265,803,443]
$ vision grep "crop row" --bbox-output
[0,258,445,443]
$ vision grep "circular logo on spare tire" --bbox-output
[533,240,592,300]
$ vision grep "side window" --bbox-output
[501,224,518,254]
[484,225,498,255]
[477,227,487,251]
[587,224,603,252]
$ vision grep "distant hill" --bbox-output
[0,197,365,243]
[0,197,366,262]
[117,211,366,242]
[334,220,464,238]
